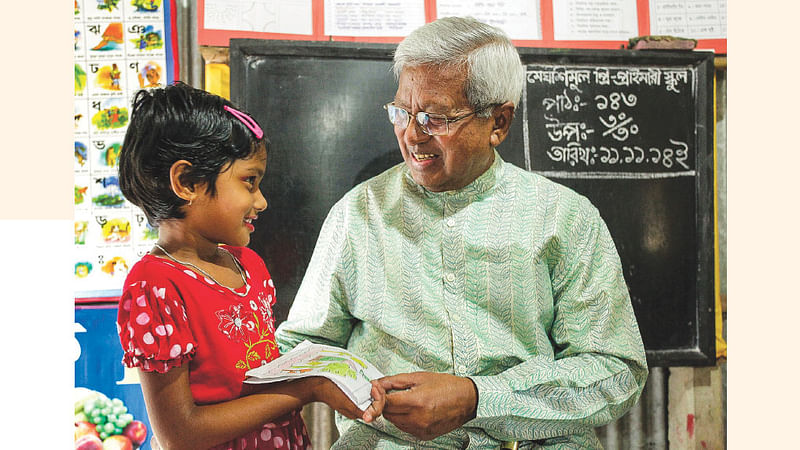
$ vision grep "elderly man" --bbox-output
[276,16,648,449]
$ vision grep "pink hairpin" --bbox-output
[223,105,264,139]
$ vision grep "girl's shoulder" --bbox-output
[122,254,198,292]
[124,254,171,282]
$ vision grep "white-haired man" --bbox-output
[277,16,648,449]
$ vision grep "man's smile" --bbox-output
[412,152,438,161]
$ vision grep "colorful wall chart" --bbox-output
[74,0,176,300]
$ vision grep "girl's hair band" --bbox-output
[223,105,264,139]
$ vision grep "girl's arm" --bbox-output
[140,366,385,450]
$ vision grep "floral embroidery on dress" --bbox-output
[216,304,257,342]
[215,290,279,370]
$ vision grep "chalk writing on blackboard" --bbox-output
[526,66,690,93]
[545,140,691,171]
[523,64,696,179]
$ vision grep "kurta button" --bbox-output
[458,365,467,372]
[446,273,455,282]
[447,218,456,227]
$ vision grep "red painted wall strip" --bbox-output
[637,0,651,36]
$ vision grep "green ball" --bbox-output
[90,414,105,425]
[103,422,116,433]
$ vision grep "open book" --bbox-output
[244,340,384,411]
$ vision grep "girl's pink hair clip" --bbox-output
[223,105,264,139]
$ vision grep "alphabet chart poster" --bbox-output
[74,0,177,301]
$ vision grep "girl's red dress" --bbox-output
[117,246,310,450]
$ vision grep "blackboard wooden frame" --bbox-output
[230,39,716,367]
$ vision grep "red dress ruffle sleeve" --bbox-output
[118,275,197,373]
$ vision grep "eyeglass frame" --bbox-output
[383,102,494,136]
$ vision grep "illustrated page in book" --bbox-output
[244,340,384,410]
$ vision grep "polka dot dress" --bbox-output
[117,246,311,449]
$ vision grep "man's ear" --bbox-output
[168,160,197,203]
[489,101,515,148]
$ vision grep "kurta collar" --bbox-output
[404,149,504,200]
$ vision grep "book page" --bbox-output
[245,341,384,410]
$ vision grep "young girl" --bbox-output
[116,83,384,450]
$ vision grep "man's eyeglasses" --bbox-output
[383,102,491,136]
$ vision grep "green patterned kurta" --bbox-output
[276,151,648,449]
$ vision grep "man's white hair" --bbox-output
[393,16,524,117]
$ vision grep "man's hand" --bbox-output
[377,372,478,441]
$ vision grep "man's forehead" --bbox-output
[395,66,468,108]
[399,64,465,83]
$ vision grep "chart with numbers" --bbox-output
[74,0,175,300]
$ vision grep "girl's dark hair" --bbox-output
[118,82,268,226]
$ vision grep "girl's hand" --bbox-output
[312,377,386,423]
[362,380,386,423]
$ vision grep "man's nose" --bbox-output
[403,118,431,146]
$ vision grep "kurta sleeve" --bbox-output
[275,200,356,354]
[466,201,648,442]
[117,270,197,373]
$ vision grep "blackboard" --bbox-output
[230,39,716,366]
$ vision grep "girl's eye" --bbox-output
[245,176,257,187]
